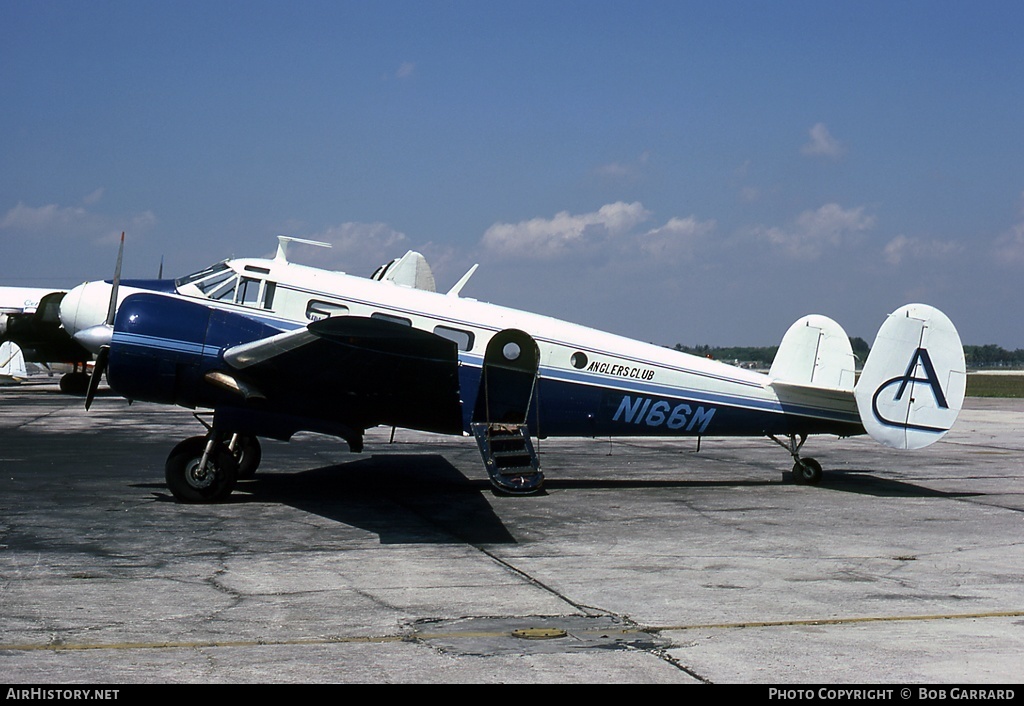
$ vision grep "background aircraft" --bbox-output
[59,236,966,503]
[0,286,93,392]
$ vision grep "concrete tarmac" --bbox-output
[1,383,1021,684]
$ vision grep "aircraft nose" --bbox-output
[60,281,113,341]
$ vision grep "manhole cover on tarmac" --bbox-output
[512,627,568,639]
[412,615,667,656]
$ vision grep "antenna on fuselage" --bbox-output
[446,263,479,297]
[274,235,331,264]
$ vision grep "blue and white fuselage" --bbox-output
[58,239,965,501]
[61,251,858,438]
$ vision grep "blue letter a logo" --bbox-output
[890,347,948,409]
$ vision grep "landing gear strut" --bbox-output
[768,433,823,485]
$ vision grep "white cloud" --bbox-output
[594,151,650,181]
[594,162,636,179]
[883,234,962,265]
[0,197,156,245]
[480,202,652,259]
[739,186,761,203]
[639,216,716,259]
[1,202,89,231]
[755,203,875,259]
[396,61,416,79]
[993,220,1024,266]
[82,188,105,205]
[986,194,1024,265]
[801,122,845,159]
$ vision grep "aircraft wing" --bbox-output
[218,316,464,436]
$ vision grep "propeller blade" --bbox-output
[105,232,124,327]
[86,233,123,410]
[85,346,109,410]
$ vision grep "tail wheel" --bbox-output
[792,457,823,485]
[165,436,239,503]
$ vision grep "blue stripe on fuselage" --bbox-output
[112,331,221,357]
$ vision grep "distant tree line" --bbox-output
[672,339,1024,369]
[963,344,1024,367]
[672,343,777,367]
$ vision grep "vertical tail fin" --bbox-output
[0,341,28,380]
[854,304,966,450]
[769,314,857,390]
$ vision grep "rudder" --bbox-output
[770,314,857,390]
[854,304,965,450]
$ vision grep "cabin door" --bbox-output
[472,329,540,426]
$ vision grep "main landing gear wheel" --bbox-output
[229,435,262,480]
[165,436,239,503]
[59,371,90,395]
[792,457,823,485]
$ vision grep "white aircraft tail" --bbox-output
[770,314,857,391]
[371,251,437,292]
[0,341,28,381]
[854,304,966,450]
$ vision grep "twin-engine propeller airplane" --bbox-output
[58,235,966,503]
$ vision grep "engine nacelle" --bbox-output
[106,293,283,409]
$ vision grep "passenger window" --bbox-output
[306,300,350,321]
[433,325,474,351]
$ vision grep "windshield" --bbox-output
[175,261,276,309]
[175,262,238,300]
[175,262,230,289]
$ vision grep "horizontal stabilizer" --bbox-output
[770,379,859,424]
[854,304,965,450]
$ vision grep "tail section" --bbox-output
[0,341,28,381]
[770,314,857,390]
[854,304,966,450]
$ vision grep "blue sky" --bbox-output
[3,1,1023,348]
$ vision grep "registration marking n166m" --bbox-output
[613,395,716,433]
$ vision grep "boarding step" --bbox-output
[471,422,544,494]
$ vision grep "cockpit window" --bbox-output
[176,262,238,301]
[176,262,237,298]
[176,261,275,309]
[205,272,239,301]
[175,262,230,288]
